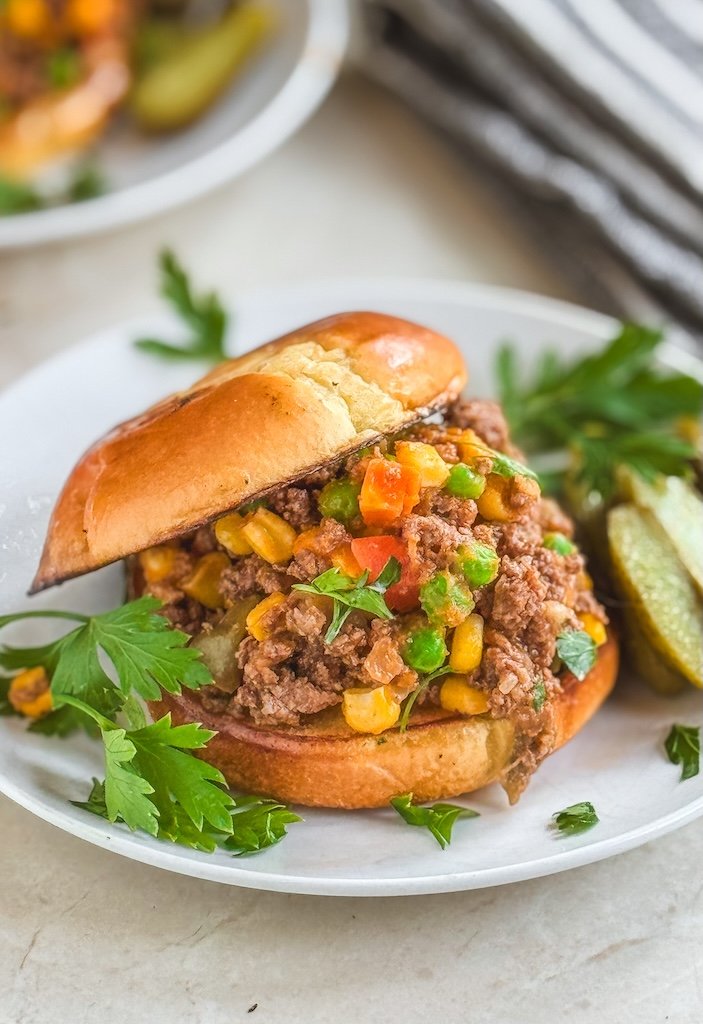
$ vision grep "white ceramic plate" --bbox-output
[0,0,349,249]
[1,279,701,896]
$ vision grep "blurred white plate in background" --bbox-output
[0,279,701,895]
[0,0,349,249]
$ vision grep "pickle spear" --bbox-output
[608,504,703,688]
[616,468,703,594]
[131,3,276,132]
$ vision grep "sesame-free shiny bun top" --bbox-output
[31,312,467,592]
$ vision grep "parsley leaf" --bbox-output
[135,249,228,364]
[398,665,452,732]
[0,176,43,215]
[0,598,212,721]
[391,792,479,849]
[556,629,597,681]
[73,777,302,855]
[551,801,599,837]
[496,323,703,498]
[68,162,106,203]
[63,695,234,840]
[665,723,700,781]
[293,557,401,643]
[0,676,21,718]
[532,678,546,712]
[223,796,302,856]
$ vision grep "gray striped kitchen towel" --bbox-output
[360,0,703,351]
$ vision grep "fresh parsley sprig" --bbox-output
[62,695,234,844]
[551,801,599,837]
[556,629,597,681]
[293,557,401,644]
[391,792,479,849]
[135,249,228,364]
[665,723,700,781]
[0,597,211,722]
[0,599,300,855]
[496,323,703,498]
[75,778,301,855]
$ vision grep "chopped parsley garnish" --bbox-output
[532,678,546,712]
[293,557,401,644]
[496,323,703,498]
[223,796,302,856]
[551,801,599,837]
[391,792,479,849]
[556,629,597,681]
[135,249,228,364]
[398,665,452,732]
[664,724,700,782]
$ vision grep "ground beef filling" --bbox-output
[130,398,607,800]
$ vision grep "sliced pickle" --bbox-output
[616,468,703,594]
[192,596,259,692]
[130,4,275,132]
[620,606,688,696]
[608,504,703,689]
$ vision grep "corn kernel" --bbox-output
[578,568,594,591]
[395,441,450,488]
[139,545,178,584]
[182,552,230,609]
[342,685,400,735]
[449,613,484,673]
[246,593,286,642]
[457,429,487,463]
[65,0,117,35]
[579,612,607,647]
[331,543,362,578]
[439,675,489,715]
[6,0,51,39]
[8,667,52,719]
[476,475,515,523]
[215,512,254,556]
[241,508,296,564]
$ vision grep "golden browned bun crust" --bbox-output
[32,313,466,593]
[149,633,618,808]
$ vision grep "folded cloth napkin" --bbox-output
[359,0,703,352]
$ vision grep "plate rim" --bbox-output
[0,0,350,250]
[1,277,701,896]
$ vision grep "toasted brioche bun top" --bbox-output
[32,312,466,592]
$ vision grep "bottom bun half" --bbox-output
[150,633,618,808]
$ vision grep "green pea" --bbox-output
[456,542,499,588]
[420,571,475,626]
[543,532,576,555]
[317,478,361,524]
[403,626,448,674]
[444,463,486,499]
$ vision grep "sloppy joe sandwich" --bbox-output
[33,312,618,808]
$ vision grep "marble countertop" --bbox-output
[1,74,701,1024]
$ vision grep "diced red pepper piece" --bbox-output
[351,536,420,613]
[359,458,420,527]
